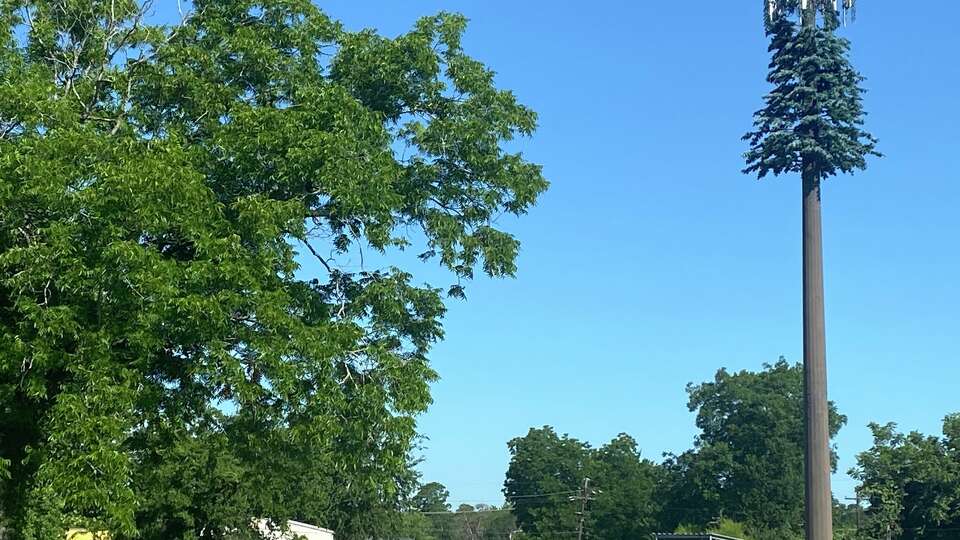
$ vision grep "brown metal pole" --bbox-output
[803,171,832,540]
[803,164,833,540]
[801,6,833,538]
[803,5,833,540]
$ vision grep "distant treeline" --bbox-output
[401,361,960,540]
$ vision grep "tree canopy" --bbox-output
[852,415,960,540]
[501,362,847,540]
[503,426,589,539]
[412,482,453,514]
[502,431,666,538]
[0,1,546,538]
[660,360,846,538]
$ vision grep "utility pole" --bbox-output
[844,495,863,534]
[571,477,596,540]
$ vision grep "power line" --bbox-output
[509,490,579,500]
[419,508,511,515]
[424,490,580,512]
[417,489,579,515]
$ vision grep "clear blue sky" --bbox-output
[162,1,960,507]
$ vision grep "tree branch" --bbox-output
[302,238,334,274]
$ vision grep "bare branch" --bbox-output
[302,238,334,274]
[110,76,135,135]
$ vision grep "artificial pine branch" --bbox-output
[746,2,878,182]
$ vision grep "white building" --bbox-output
[253,519,335,540]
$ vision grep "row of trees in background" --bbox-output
[404,362,959,540]
[401,487,517,540]
[397,481,517,539]
[503,360,833,540]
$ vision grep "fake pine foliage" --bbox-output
[744,11,879,181]
[0,1,547,538]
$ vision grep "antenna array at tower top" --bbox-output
[765,0,857,24]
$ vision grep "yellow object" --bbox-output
[65,529,110,540]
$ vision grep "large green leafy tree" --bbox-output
[412,482,452,514]
[503,428,660,539]
[503,427,587,539]
[0,1,547,538]
[852,415,960,540]
[744,2,878,539]
[659,361,846,538]
[588,434,661,540]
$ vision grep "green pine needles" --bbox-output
[745,4,879,182]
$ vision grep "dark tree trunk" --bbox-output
[801,7,833,539]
